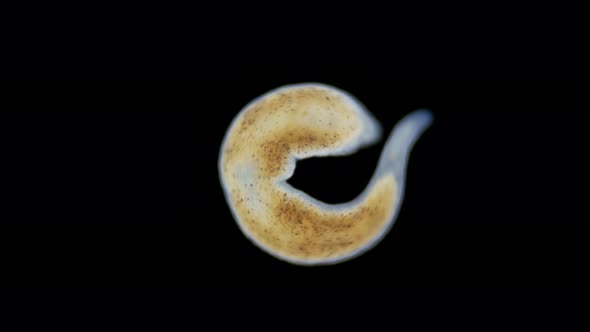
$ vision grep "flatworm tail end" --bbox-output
[377,109,433,185]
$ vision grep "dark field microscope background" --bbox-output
[1,71,589,288]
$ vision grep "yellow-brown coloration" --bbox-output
[219,83,432,265]
[222,87,364,178]
[233,175,398,261]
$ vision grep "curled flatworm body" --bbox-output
[219,83,432,265]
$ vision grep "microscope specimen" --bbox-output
[219,83,432,265]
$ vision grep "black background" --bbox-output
[1,72,589,288]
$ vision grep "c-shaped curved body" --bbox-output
[219,83,432,265]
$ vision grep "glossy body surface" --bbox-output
[219,83,432,265]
